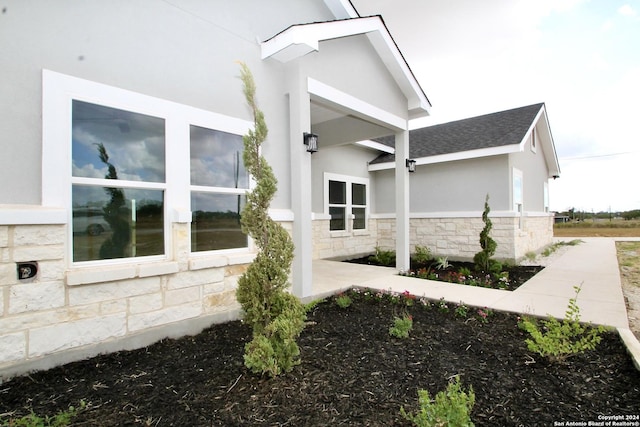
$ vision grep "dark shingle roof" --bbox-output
[370,103,544,164]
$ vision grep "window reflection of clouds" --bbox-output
[190,125,248,189]
[72,101,166,183]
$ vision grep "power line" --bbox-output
[560,150,640,161]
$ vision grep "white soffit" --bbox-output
[261,17,431,119]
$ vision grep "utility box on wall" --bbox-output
[17,261,38,281]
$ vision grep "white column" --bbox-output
[287,68,313,298]
[395,129,410,272]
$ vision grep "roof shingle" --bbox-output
[371,103,544,164]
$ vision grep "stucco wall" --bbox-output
[373,156,511,214]
[509,127,552,212]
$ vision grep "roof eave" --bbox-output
[261,17,430,118]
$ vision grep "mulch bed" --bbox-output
[346,256,544,291]
[1,290,639,426]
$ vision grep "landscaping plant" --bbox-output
[400,376,475,427]
[369,246,396,266]
[473,194,502,273]
[335,293,352,309]
[519,284,608,363]
[1,401,85,427]
[235,63,306,377]
[389,313,413,338]
[413,245,433,265]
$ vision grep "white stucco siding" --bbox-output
[509,131,551,213]
[371,156,511,214]
[0,0,333,206]
[302,35,408,123]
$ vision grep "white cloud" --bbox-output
[618,4,637,17]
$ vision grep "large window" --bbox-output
[190,126,249,252]
[71,101,165,262]
[325,174,369,232]
[43,70,252,266]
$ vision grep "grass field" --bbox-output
[554,220,640,237]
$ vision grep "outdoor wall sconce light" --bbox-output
[406,158,417,173]
[303,132,318,153]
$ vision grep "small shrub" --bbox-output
[524,251,537,262]
[400,376,475,427]
[519,284,608,363]
[369,247,396,266]
[413,245,433,265]
[454,302,469,318]
[476,307,493,323]
[458,266,472,277]
[389,314,413,338]
[473,194,502,273]
[304,298,325,313]
[2,401,86,427]
[402,290,416,306]
[435,256,450,270]
[335,293,352,309]
[437,298,449,313]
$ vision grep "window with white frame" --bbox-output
[190,125,249,252]
[325,173,369,232]
[43,70,252,265]
[71,100,166,261]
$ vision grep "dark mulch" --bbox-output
[346,256,544,291]
[1,291,639,426]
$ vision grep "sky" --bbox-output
[352,0,640,213]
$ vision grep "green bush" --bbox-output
[389,314,413,338]
[335,294,352,309]
[1,402,85,427]
[473,194,502,273]
[413,245,432,265]
[519,284,608,363]
[369,247,396,266]
[400,376,475,427]
[235,63,305,377]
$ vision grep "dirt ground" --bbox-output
[617,241,640,339]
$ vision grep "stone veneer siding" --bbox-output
[316,214,553,263]
[312,219,379,260]
[0,222,253,379]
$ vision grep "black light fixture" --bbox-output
[303,132,318,153]
[406,158,416,173]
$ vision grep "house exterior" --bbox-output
[0,1,431,377]
[369,103,561,262]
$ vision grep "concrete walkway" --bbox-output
[312,237,640,369]
[313,238,629,327]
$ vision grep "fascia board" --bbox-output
[308,78,407,130]
[323,0,359,19]
[521,105,561,178]
[354,139,395,153]
[262,17,430,118]
[367,145,519,172]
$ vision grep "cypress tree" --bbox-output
[235,63,306,377]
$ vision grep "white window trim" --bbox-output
[323,172,370,234]
[42,70,252,267]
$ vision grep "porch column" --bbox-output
[395,129,410,272]
[287,68,313,298]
